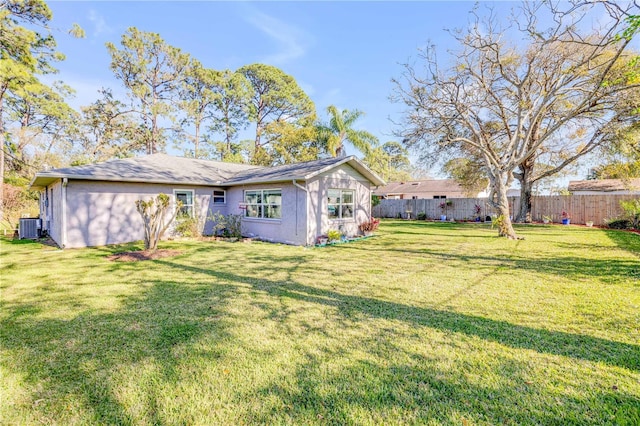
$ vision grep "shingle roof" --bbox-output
[373,179,467,196]
[30,154,259,188]
[224,155,385,186]
[568,178,640,192]
[31,153,386,188]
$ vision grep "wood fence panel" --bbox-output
[373,194,637,224]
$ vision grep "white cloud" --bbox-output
[244,9,312,65]
[88,10,114,38]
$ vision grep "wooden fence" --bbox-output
[372,195,637,225]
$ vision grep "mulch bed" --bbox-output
[107,249,183,262]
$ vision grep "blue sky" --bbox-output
[46,1,478,160]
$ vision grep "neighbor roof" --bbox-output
[30,154,260,188]
[373,179,467,197]
[568,178,640,192]
[30,153,385,189]
[224,156,385,186]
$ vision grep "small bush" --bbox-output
[208,211,243,239]
[607,218,632,229]
[327,229,342,241]
[174,215,199,237]
[620,198,640,229]
[359,218,380,233]
[417,212,427,220]
[606,218,633,230]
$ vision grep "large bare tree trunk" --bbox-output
[515,156,535,223]
[489,172,519,240]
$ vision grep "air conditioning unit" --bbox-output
[19,218,41,239]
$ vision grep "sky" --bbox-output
[42,0,628,186]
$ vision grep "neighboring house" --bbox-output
[373,179,482,199]
[30,154,385,248]
[568,178,640,195]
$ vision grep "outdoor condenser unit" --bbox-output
[19,218,41,239]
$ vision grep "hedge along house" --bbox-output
[30,154,385,248]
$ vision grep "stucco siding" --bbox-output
[64,181,225,248]
[226,183,307,245]
[307,164,371,243]
[43,181,63,246]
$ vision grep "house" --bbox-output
[30,154,385,248]
[568,178,640,195]
[373,179,482,199]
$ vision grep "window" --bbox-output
[213,190,226,204]
[174,189,194,217]
[328,189,354,219]
[433,195,447,199]
[245,189,281,219]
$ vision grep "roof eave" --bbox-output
[30,174,226,189]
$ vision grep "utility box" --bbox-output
[18,218,41,239]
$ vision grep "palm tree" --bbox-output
[318,106,378,157]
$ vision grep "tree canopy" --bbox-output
[393,1,640,238]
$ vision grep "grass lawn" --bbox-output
[1,220,639,425]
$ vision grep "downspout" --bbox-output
[292,180,308,241]
[61,178,68,248]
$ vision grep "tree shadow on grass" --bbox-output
[342,244,639,284]
[1,280,236,424]
[155,259,640,372]
[605,229,640,259]
[249,350,639,424]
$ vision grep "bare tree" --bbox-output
[393,1,640,238]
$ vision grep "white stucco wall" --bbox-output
[62,180,226,248]
[42,181,63,246]
[226,182,308,245]
[307,164,372,244]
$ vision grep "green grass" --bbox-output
[1,220,639,425]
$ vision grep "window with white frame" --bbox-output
[244,189,281,219]
[174,189,194,217]
[213,190,226,204]
[328,189,354,219]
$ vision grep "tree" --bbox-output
[69,88,144,164]
[174,59,220,158]
[592,85,640,179]
[135,193,181,251]
[443,157,489,197]
[363,141,411,182]
[0,0,82,223]
[210,69,252,160]
[106,27,190,155]
[4,81,78,174]
[318,105,378,158]
[393,1,640,238]
[264,114,321,165]
[238,63,315,165]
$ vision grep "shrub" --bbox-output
[135,194,182,251]
[606,218,633,230]
[620,198,640,229]
[174,215,199,237]
[359,218,380,233]
[417,212,427,220]
[327,229,342,241]
[208,211,243,239]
